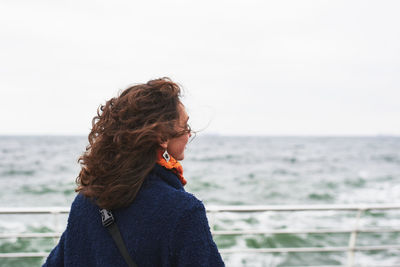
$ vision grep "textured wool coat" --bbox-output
[43,164,225,266]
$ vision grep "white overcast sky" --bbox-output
[1,0,399,136]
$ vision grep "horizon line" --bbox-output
[0,133,399,138]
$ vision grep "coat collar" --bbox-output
[149,164,185,191]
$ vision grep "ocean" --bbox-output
[0,135,399,266]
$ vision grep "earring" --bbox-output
[162,150,170,162]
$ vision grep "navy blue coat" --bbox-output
[43,164,225,266]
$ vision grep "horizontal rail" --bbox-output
[1,245,399,258]
[282,266,400,267]
[0,252,50,258]
[219,245,400,254]
[0,233,62,238]
[2,227,400,239]
[206,203,400,212]
[212,227,400,235]
[0,207,70,214]
[1,203,400,214]
[296,266,400,267]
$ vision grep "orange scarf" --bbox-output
[156,150,187,186]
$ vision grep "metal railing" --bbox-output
[206,204,400,267]
[1,204,400,267]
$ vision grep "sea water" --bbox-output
[0,135,399,266]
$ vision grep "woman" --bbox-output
[43,78,225,266]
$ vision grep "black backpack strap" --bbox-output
[99,209,138,267]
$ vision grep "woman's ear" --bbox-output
[160,141,168,150]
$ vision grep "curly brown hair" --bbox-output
[76,78,184,210]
